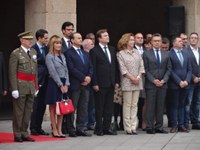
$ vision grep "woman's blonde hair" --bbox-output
[117,33,134,51]
[48,35,62,55]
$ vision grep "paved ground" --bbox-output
[0,117,200,150]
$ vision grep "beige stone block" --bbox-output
[196,0,200,14]
[173,0,195,15]
[25,0,76,37]
[186,14,195,33]
[47,0,76,13]
[46,13,76,37]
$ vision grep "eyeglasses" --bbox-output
[190,37,199,39]
[65,28,74,31]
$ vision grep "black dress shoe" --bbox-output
[87,126,95,130]
[142,128,147,131]
[178,126,189,133]
[146,129,155,134]
[155,129,168,134]
[31,129,39,135]
[94,130,104,136]
[170,128,177,133]
[38,129,49,135]
[68,132,77,137]
[103,130,117,135]
[14,137,23,142]
[192,125,200,130]
[21,136,35,142]
[76,131,92,137]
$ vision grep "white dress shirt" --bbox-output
[190,45,199,65]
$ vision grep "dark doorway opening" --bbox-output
[0,0,25,120]
[77,0,172,46]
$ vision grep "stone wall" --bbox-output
[25,0,76,39]
[173,0,200,36]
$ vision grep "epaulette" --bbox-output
[13,48,20,53]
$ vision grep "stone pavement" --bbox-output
[0,117,200,150]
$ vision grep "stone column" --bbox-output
[25,0,76,38]
[25,0,76,120]
[173,0,200,35]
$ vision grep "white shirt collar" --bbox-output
[63,37,70,43]
[21,45,30,53]
[36,42,43,49]
[190,45,198,51]
[99,43,108,50]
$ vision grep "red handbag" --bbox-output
[56,98,74,115]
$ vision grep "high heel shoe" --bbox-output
[59,134,66,138]
[52,132,60,138]
[126,131,132,135]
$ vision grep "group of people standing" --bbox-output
[1,21,200,143]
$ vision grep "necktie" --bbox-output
[156,49,160,66]
[178,50,184,66]
[41,46,46,59]
[77,49,85,64]
[27,50,31,58]
[103,46,110,63]
[67,40,71,48]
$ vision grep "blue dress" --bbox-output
[45,56,67,105]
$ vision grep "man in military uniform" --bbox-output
[9,31,38,142]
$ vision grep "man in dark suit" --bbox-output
[61,21,74,134]
[90,29,119,136]
[143,33,171,134]
[64,32,93,137]
[168,36,191,133]
[61,21,74,53]
[30,29,49,136]
[134,32,146,130]
[184,32,200,130]
[0,52,7,97]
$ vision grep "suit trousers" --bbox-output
[30,85,47,131]
[184,85,200,127]
[123,90,140,132]
[12,94,34,138]
[94,86,114,132]
[67,86,89,132]
[146,88,166,130]
[169,88,188,128]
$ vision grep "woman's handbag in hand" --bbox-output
[56,97,74,115]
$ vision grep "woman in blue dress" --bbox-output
[45,35,70,138]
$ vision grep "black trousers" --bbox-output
[94,86,114,132]
[30,85,47,131]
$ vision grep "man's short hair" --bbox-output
[96,29,107,39]
[61,21,74,30]
[35,29,48,40]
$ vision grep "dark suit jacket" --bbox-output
[184,46,200,85]
[64,47,93,91]
[32,43,48,86]
[62,38,71,53]
[168,49,192,89]
[0,52,8,93]
[143,49,171,89]
[90,45,119,88]
[134,44,146,55]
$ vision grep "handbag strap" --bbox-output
[60,94,70,102]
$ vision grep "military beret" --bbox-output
[18,31,33,39]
